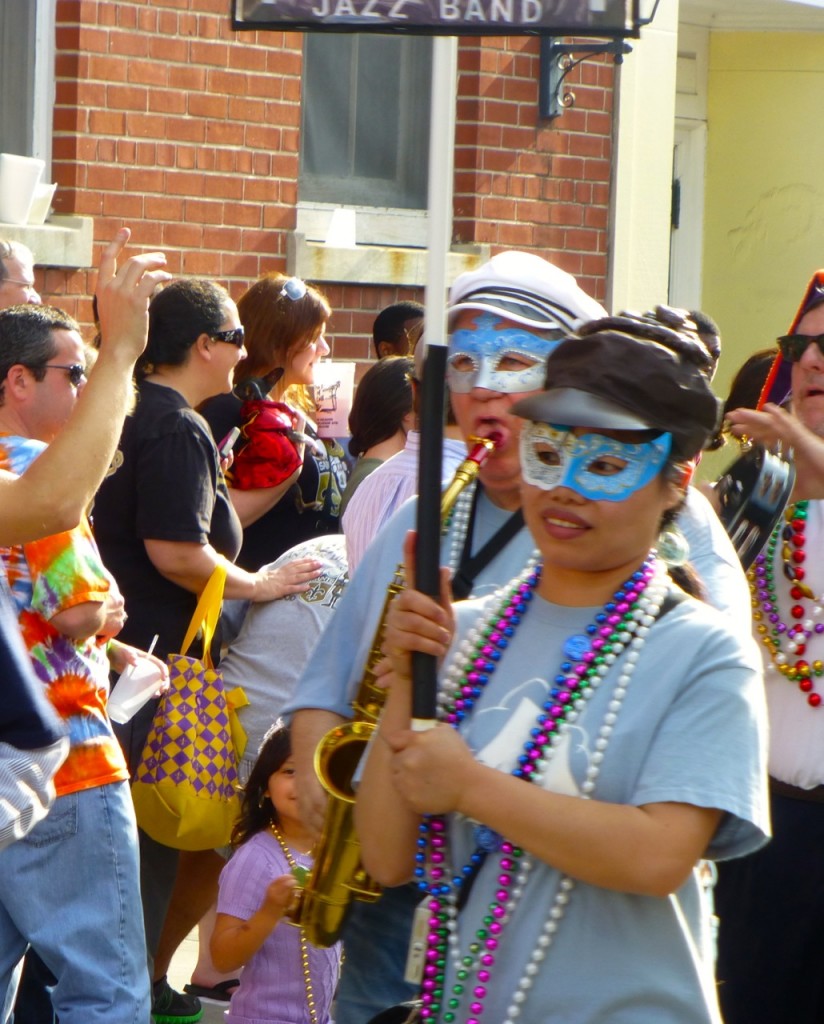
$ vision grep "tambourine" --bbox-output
[713,445,795,570]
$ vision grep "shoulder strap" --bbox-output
[452,489,525,600]
[179,560,228,664]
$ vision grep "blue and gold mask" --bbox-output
[520,422,672,502]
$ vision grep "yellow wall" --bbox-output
[703,33,824,404]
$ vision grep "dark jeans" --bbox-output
[12,950,56,1024]
[335,884,421,1024]
[715,788,824,1024]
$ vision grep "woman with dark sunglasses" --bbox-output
[201,272,349,572]
[91,278,323,1020]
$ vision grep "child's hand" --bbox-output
[263,873,298,915]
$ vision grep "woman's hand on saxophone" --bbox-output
[380,530,454,684]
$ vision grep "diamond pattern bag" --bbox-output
[131,562,247,851]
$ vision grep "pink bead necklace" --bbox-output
[415,555,666,1024]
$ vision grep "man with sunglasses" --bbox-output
[0,240,41,307]
[0,302,154,1021]
[716,274,824,1024]
[0,227,168,849]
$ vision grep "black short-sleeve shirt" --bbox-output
[93,380,242,662]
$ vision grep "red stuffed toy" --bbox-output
[227,399,304,490]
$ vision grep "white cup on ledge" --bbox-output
[0,153,45,225]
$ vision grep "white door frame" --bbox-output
[669,118,707,310]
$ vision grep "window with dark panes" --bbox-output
[0,0,37,157]
[300,34,432,210]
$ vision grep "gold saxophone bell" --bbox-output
[295,435,498,948]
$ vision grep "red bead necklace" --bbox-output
[750,501,824,707]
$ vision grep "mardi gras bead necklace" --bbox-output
[447,485,475,574]
[750,501,824,708]
[416,555,667,1024]
[269,824,318,1024]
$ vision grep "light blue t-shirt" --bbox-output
[434,589,769,1024]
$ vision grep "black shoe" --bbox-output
[183,979,240,1005]
[152,976,203,1023]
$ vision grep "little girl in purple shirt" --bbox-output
[212,724,341,1024]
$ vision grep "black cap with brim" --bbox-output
[512,330,721,460]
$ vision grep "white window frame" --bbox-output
[1,0,54,171]
[0,0,91,267]
[32,0,57,173]
[298,33,434,256]
[668,24,709,310]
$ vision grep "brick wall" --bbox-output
[454,36,614,306]
[39,0,615,359]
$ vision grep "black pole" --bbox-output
[412,342,447,724]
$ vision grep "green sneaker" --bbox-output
[152,976,203,1023]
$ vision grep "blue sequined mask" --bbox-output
[447,313,564,394]
[520,422,673,501]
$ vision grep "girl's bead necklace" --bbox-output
[269,824,318,1024]
[750,501,824,708]
[416,555,668,1024]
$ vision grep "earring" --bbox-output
[258,792,270,809]
[657,522,690,568]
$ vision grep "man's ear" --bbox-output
[4,364,33,402]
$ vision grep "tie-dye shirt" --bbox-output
[0,435,128,795]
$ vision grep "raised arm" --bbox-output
[0,228,169,544]
[727,402,824,500]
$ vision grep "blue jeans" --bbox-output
[0,781,150,1024]
[335,884,420,1024]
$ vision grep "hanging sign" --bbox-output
[233,0,640,37]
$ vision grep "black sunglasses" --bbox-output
[42,363,87,387]
[211,327,245,348]
[777,333,824,362]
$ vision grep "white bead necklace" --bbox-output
[445,482,540,582]
[447,483,476,575]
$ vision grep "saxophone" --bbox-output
[296,435,498,948]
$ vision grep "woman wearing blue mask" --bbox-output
[356,314,769,1024]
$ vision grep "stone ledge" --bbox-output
[288,232,489,287]
[0,215,94,269]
